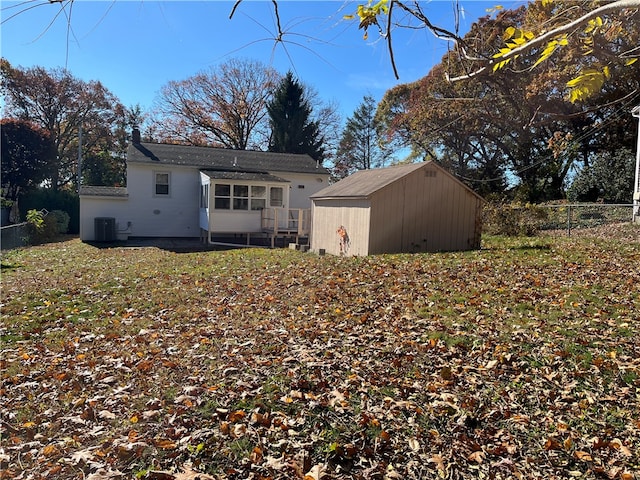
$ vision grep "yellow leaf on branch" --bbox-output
[567,66,610,103]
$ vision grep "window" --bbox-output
[214,184,231,209]
[233,185,249,210]
[251,186,266,210]
[155,172,170,196]
[200,184,209,208]
[213,183,284,210]
[270,187,283,207]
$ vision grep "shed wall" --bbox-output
[310,199,370,256]
[368,165,482,253]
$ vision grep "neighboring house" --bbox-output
[310,161,484,256]
[80,132,331,244]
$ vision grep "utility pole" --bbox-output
[77,124,82,193]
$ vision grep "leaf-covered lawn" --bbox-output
[1,231,639,480]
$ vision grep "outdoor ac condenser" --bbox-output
[94,217,116,242]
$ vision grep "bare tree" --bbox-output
[154,58,279,149]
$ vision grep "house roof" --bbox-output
[79,186,128,197]
[311,161,484,202]
[127,142,330,175]
[201,170,289,183]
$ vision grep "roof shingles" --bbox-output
[311,162,428,199]
[79,186,128,197]
[127,143,329,175]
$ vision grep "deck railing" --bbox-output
[261,208,310,236]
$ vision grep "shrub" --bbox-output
[26,209,64,245]
[19,188,79,233]
[483,202,548,236]
[49,210,70,234]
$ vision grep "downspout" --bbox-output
[633,106,640,223]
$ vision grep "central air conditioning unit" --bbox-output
[94,217,116,242]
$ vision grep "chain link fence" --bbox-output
[539,204,635,235]
[1,222,29,250]
[483,203,637,237]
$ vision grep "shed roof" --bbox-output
[311,161,484,202]
[127,142,329,175]
[311,162,429,199]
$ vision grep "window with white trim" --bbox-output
[214,184,231,209]
[155,172,170,196]
[213,183,281,210]
[233,185,249,210]
[251,186,266,210]
[270,187,283,207]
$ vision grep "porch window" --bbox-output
[251,186,266,210]
[155,172,170,196]
[213,183,283,210]
[233,185,249,210]
[214,184,231,209]
[200,184,209,208]
[270,187,283,207]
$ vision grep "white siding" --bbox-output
[125,163,200,237]
[79,196,130,241]
[279,172,328,209]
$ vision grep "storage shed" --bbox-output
[310,162,484,256]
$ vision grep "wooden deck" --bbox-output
[261,208,311,247]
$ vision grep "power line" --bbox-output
[456,91,640,184]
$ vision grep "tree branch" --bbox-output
[387,1,399,80]
[446,0,640,82]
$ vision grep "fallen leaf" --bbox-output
[304,463,327,480]
[153,439,177,450]
[574,451,593,462]
[468,450,485,463]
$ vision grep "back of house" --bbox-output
[80,137,330,243]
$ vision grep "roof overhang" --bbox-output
[201,170,290,183]
[311,195,370,201]
[79,186,128,198]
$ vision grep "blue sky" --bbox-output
[1,1,518,122]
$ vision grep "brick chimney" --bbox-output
[132,127,141,144]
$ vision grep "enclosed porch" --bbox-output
[199,170,310,247]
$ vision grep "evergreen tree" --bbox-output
[267,72,324,162]
[334,95,387,178]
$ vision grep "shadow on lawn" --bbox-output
[86,237,246,254]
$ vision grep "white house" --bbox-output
[80,133,331,244]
